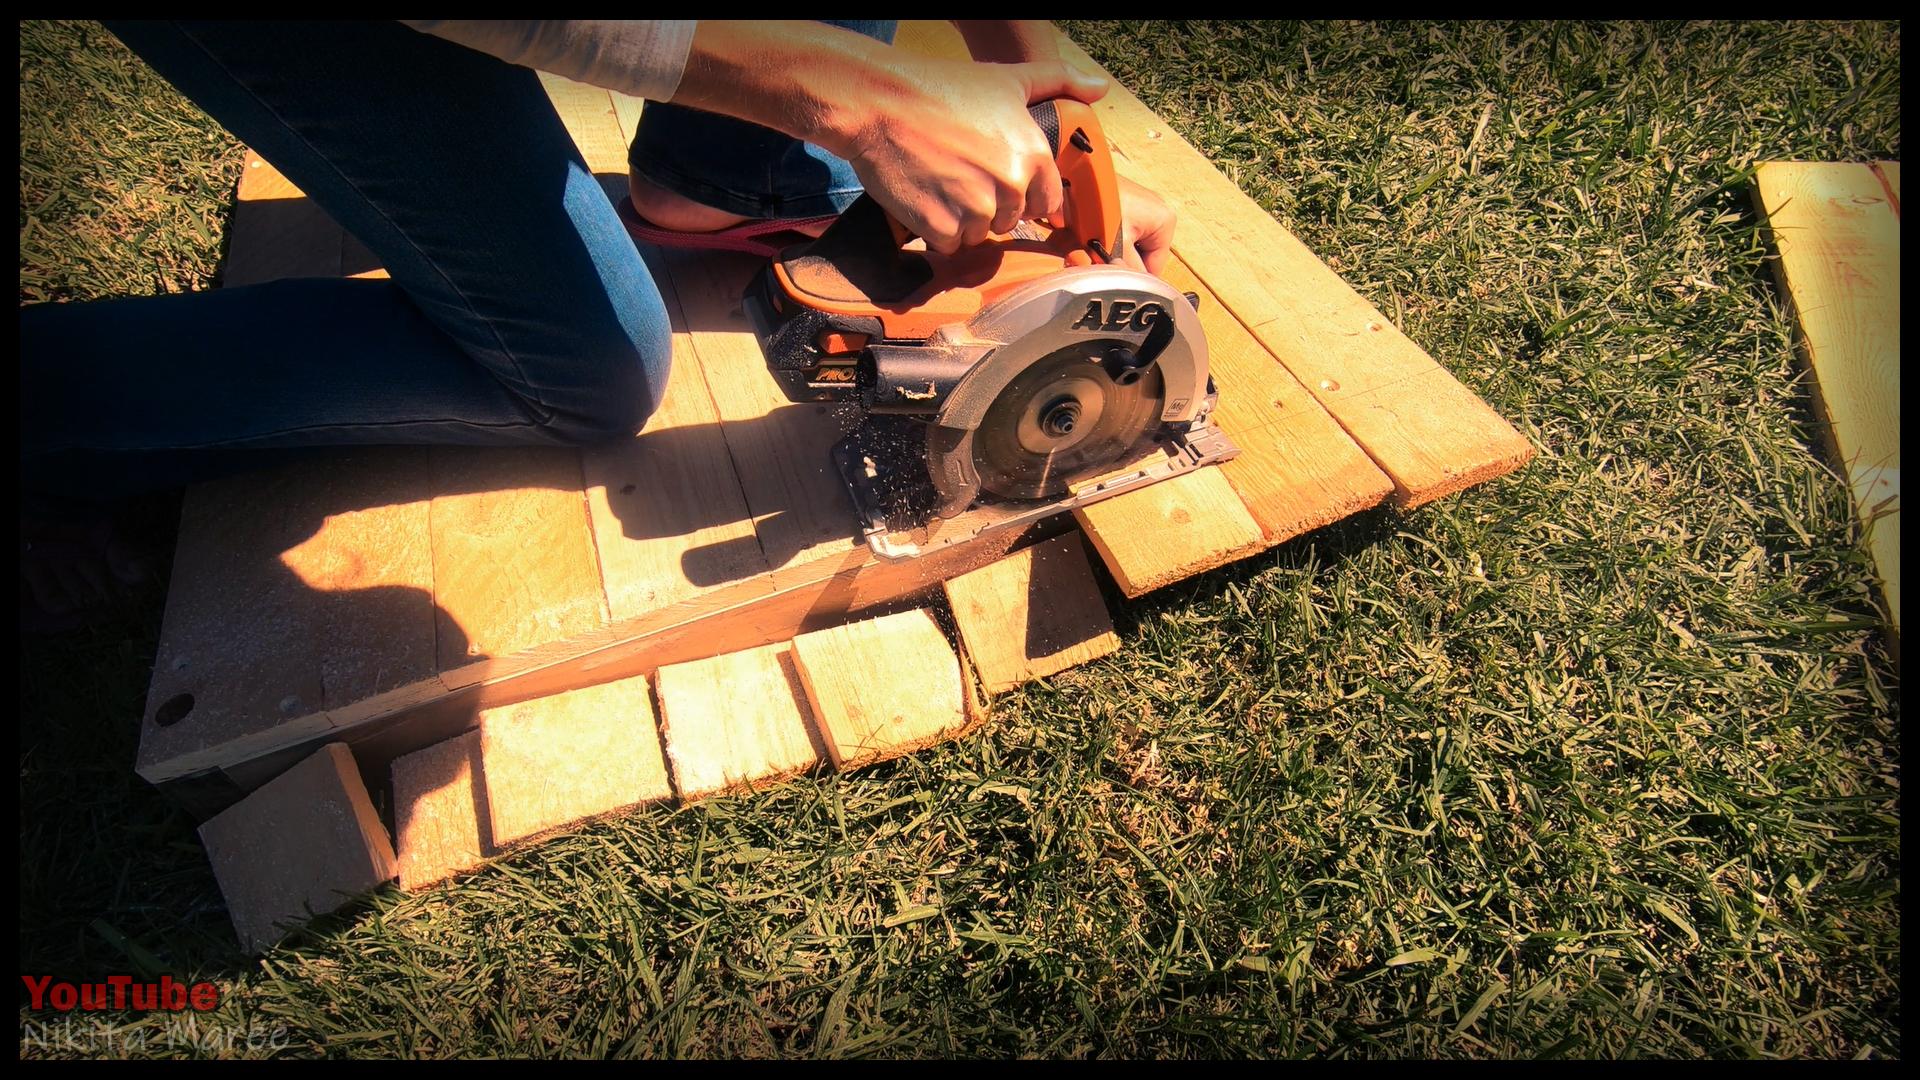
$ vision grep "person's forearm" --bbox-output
[401,21,696,101]
[951,21,1061,64]
[669,21,910,160]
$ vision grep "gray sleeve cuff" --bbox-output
[402,20,696,101]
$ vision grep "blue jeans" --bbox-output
[19,19,894,499]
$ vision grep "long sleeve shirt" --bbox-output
[401,20,697,102]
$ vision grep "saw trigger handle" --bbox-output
[826,98,1124,263]
[1028,99,1123,263]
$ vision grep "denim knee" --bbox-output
[535,312,673,443]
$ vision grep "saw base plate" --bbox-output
[834,417,1241,561]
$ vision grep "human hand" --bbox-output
[832,55,1110,254]
[1113,175,1176,277]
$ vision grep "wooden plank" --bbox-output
[611,92,646,147]
[1873,161,1900,215]
[1075,463,1267,597]
[1755,162,1901,632]
[663,248,861,569]
[1042,28,1533,507]
[145,449,441,768]
[537,72,628,174]
[477,674,672,848]
[893,19,971,60]
[583,248,768,620]
[237,150,305,201]
[390,730,490,890]
[144,462,335,777]
[429,447,610,682]
[197,743,395,953]
[143,507,1041,789]
[297,452,441,728]
[545,66,766,620]
[1161,256,1393,539]
[790,609,969,769]
[655,643,822,798]
[942,532,1119,693]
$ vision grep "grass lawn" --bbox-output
[18,19,1901,1059]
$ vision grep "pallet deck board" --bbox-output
[139,23,1526,800]
[428,446,610,683]
[582,247,770,620]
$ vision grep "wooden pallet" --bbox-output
[137,22,1530,812]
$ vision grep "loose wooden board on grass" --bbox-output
[1755,161,1901,633]
[198,743,395,953]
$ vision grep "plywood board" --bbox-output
[942,532,1120,693]
[655,643,822,798]
[1755,162,1901,631]
[790,609,969,769]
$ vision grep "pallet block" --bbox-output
[791,610,970,770]
[197,743,395,953]
[390,729,488,890]
[655,643,823,799]
[477,674,672,849]
[943,532,1120,693]
[140,24,1529,810]
[387,673,671,889]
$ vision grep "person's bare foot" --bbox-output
[627,170,833,237]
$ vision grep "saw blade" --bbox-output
[964,343,1164,501]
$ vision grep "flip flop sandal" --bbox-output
[616,196,838,259]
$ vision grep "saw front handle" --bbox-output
[876,99,1124,262]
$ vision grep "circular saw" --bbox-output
[743,99,1239,560]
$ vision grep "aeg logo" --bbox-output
[1069,299,1168,333]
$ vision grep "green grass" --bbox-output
[18,19,1901,1059]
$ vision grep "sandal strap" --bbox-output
[616,197,837,258]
